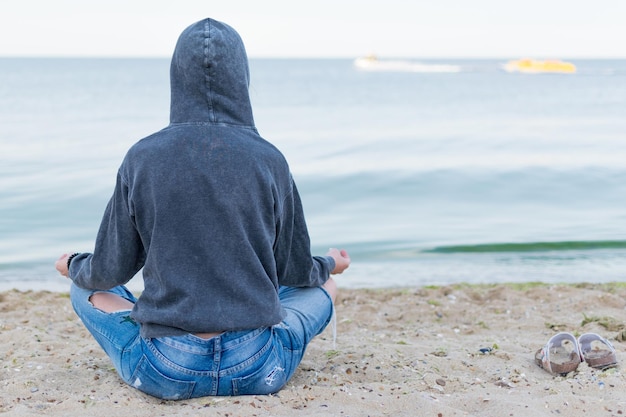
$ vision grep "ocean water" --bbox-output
[1,57,625,291]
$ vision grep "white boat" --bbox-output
[354,55,460,73]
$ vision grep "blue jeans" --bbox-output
[70,283,334,400]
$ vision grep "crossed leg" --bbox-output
[88,277,336,314]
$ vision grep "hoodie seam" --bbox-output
[167,121,257,131]
[203,19,216,123]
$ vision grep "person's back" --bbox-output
[116,124,303,337]
[56,18,350,399]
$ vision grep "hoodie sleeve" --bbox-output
[69,171,145,290]
[274,179,335,287]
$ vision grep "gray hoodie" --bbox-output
[69,18,334,338]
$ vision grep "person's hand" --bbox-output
[326,248,350,275]
[55,253,70,277]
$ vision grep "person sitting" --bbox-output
[55,17,350,400]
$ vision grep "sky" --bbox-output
[1,0,624,59]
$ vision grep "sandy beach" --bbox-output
[1,283,625,416]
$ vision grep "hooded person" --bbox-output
[55,17,350,400]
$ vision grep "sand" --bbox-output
[1,283,625,416]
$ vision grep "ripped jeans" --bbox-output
[70,284,334,400]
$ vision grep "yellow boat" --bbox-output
[503,59,576,74]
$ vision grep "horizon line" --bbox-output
[1,54,625,60]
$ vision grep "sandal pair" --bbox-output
[535,332,618,376]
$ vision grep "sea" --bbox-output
[1,57,625,291]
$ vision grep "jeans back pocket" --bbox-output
[231,345,286,395]
[130,355,196,400]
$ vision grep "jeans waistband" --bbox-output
[151,326,269,354]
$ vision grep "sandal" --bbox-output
[578,333,618,370]
[535,332,582,376]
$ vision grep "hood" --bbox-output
[169,18,254,126]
